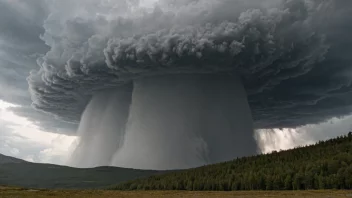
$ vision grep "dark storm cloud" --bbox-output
[0,0,48,53]
[1,0,352,130]
[250,0,352,128]
[0,0,77,134]
[0,0,48,105]
[27,0,352,129]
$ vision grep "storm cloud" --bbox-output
[27,0,352,129]
[1,0,352,169]
[0,0,77,134]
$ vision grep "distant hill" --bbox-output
[0,154,26,164]
[0,157,164,189]
[112,133,352,191]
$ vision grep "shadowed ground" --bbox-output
[0,162,163,189]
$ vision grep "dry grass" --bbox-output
[0,187,351,198]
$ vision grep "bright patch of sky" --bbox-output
[256,116,352,154]
[0,100,77,165]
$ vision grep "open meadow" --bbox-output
[1,187,351,198]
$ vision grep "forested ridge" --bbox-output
[112,132,352,191]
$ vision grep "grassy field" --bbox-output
[1,187,351,198]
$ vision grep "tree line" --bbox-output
[111,132,352,191]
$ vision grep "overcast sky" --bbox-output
[1,0,352,165]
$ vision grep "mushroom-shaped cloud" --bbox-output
[28,0,352,170]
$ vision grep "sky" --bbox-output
[0,100,76,165]
[1,0,352,166]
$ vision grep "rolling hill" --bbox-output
[0,155,164,189]
[0,154,26,164]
